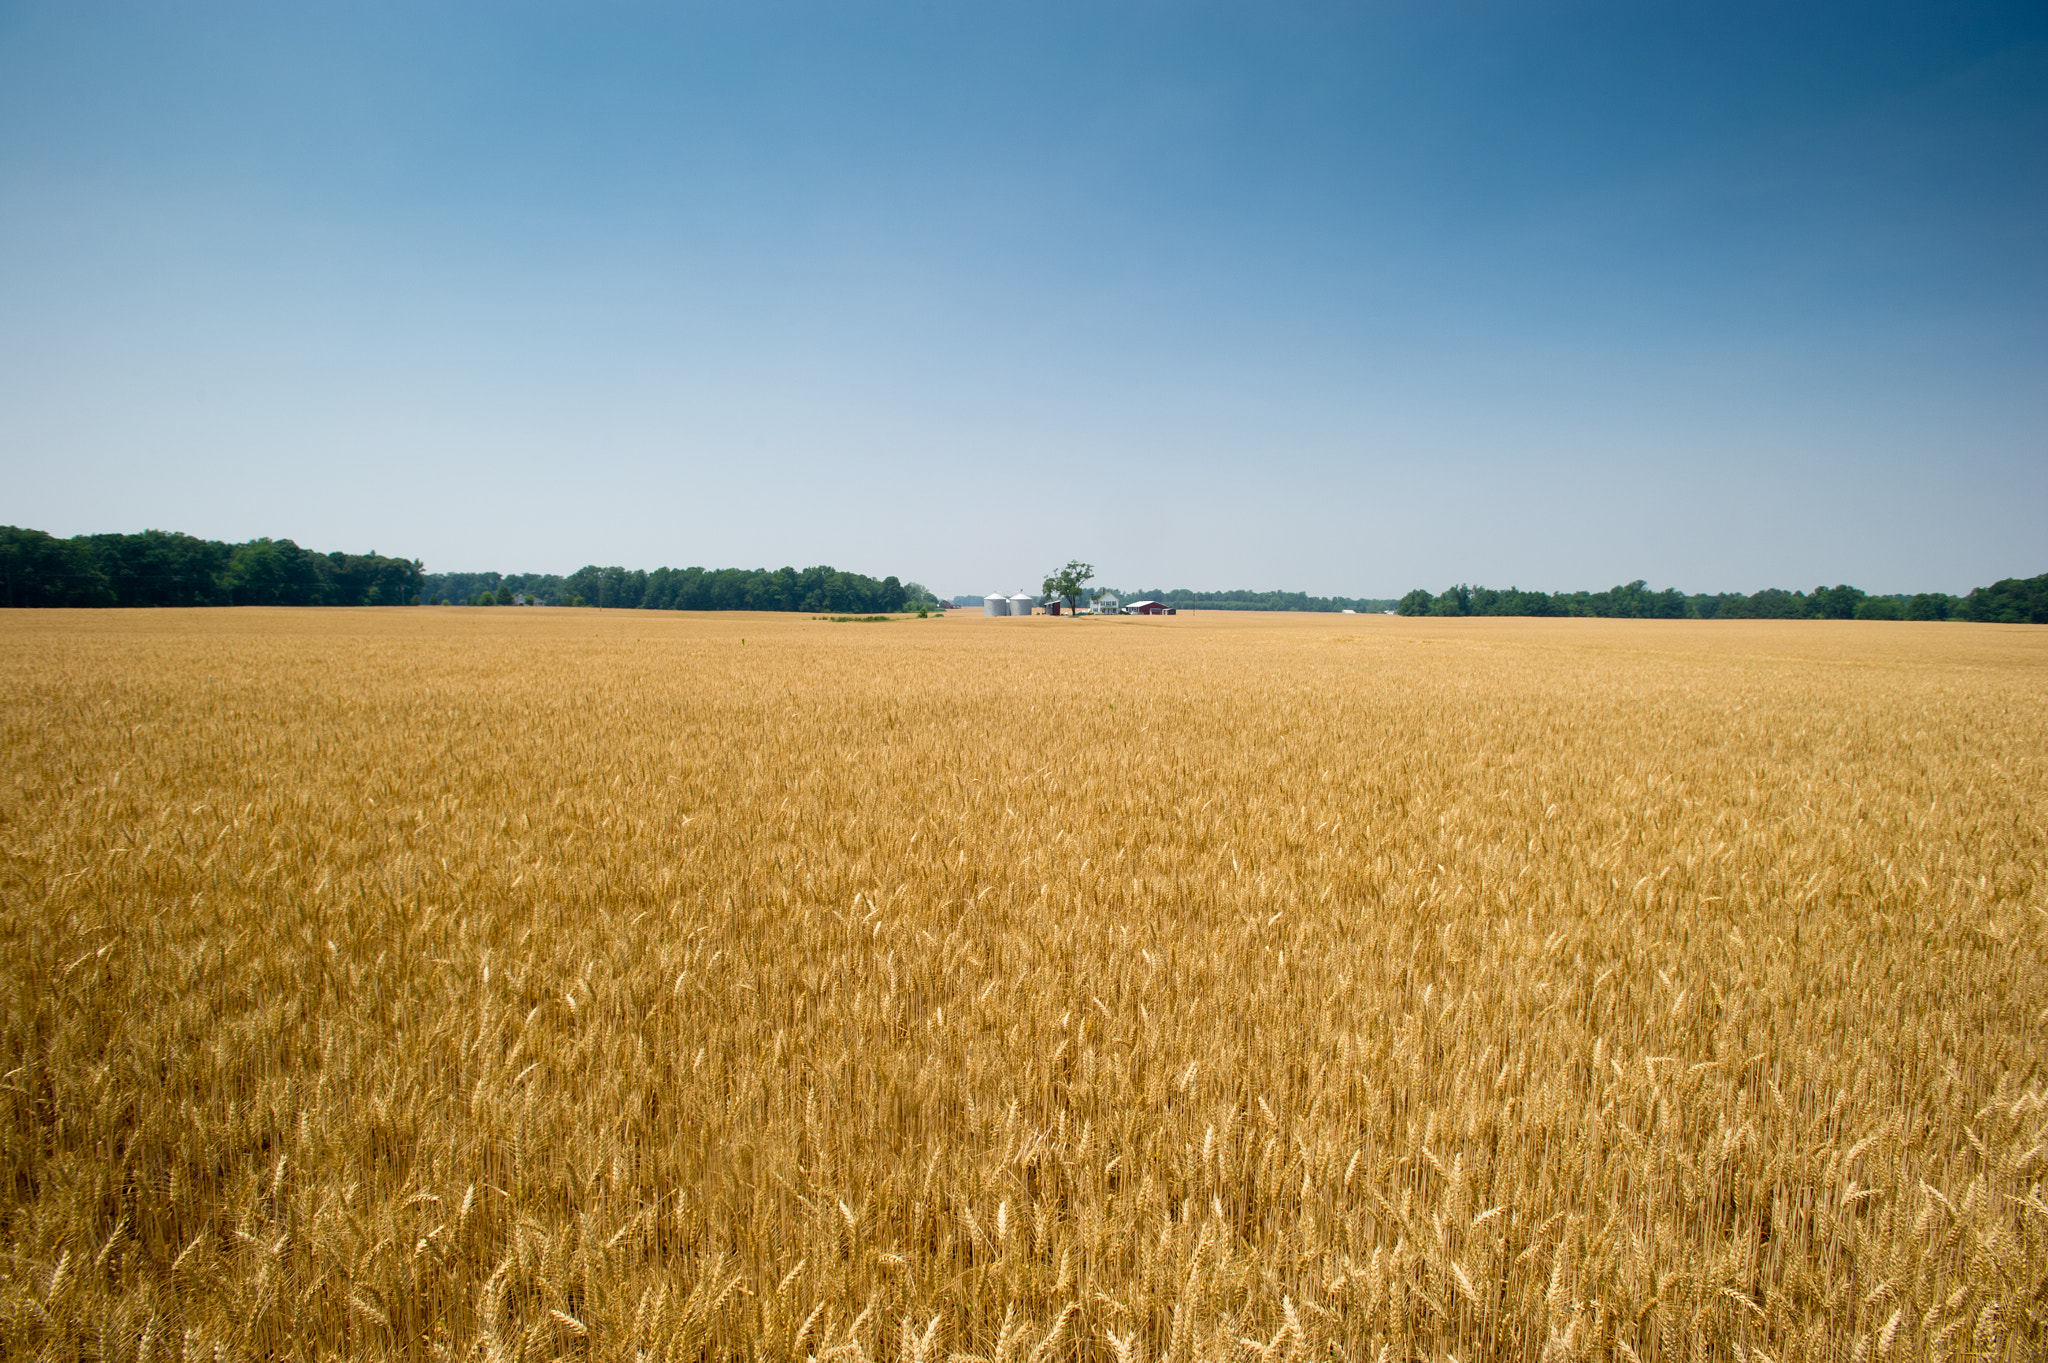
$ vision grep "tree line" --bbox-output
[0,526,936,615]
[11,522,2036,623]
[1120,588,1403,613]
[422,564,938,614]
[0,526,422,608]
[1396,575,2047,623]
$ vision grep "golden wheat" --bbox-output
[0,607,2042,1361]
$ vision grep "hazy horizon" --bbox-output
[3,2,2043,598]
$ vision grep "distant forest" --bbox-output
[1,526,421,608]
[420,565,936,614]
[1396,576,2048,623]
[1122,588,1403,613]
[0,526,931,614]
[8,525,2039,623]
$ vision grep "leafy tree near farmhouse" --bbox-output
[1042,561,1095,614]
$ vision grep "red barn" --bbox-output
[1126,599,1170,615]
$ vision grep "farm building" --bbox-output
[1126,599,1173,615]
[984,591,1041,617]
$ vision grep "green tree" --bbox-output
[1428,585,1472,616]
[1042,560,1095,615]
[87,529,231,606]
[1956,573,2048,623]
[0,527,113,606]
[1810,584,1866,619]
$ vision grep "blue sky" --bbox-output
[2,1,2042,597]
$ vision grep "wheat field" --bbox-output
[0,607,2042,1361]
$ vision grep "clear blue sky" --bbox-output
[2,1,2042,597]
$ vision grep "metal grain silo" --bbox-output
[1010,592,1036,616]
[983,593,1009,617]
